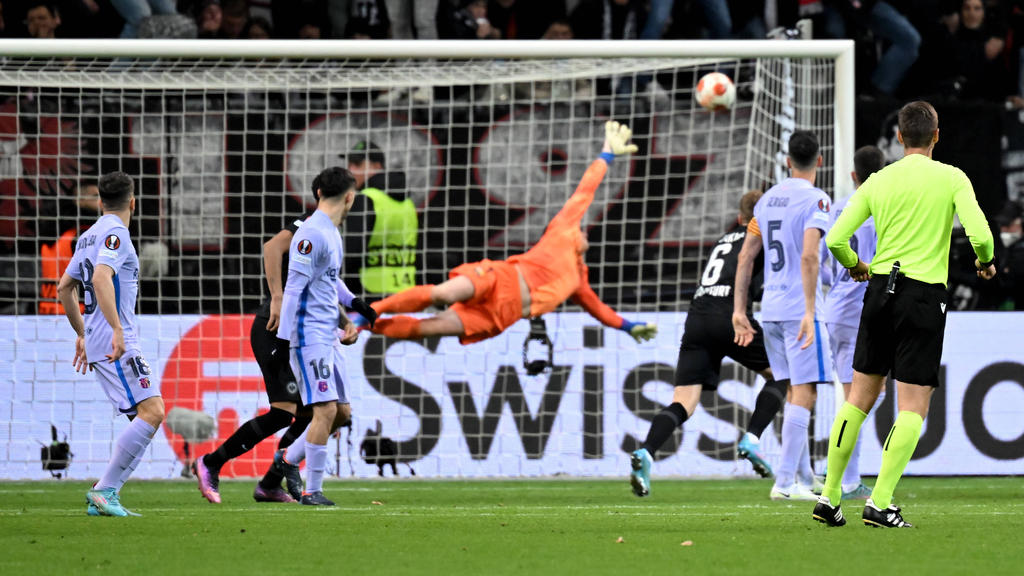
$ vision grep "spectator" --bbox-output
[446,0,501,39]
[819,1,921,96]
[109,0,178,38]
[219,0,248,37]
[949,0,1008,100]
[342,141,420,296]
[244,14,271,37]
[541,18,572,38]
[195,0,222,37]
[996,200,1024,309]
[346,0,389,38]
[298,20,321,37]
[384,0,436,38]
[25,2,60,38]
[570,0,645,40]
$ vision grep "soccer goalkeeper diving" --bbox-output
[356,120,658,346]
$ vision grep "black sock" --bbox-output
[259,465,284,490]
[641,402,689,456]
[277,414,312,451]
[745,379,788,438]
[204,408,293,471]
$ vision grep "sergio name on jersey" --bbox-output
[752,178,831,322]
[67,214,141,361]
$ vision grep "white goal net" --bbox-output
[0,40,853,480]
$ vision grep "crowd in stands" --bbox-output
[0,1,1022,103]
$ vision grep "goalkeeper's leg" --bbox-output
[372,311,465,340]
[372,276,475,315]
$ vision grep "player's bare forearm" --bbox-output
[263,229,292,299]
[93,264,125,362]
[92,265,122,333]
[56,272,85,337]
[800,229,823,316]
[733,233,761,316]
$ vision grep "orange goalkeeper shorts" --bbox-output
[449,259,523,345]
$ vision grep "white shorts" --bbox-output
[828,322,859,384]
[762,320,833,385]
[290,342,349,406]
[90,348,161,414]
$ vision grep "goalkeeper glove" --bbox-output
[621,320,657,343]
[604,121,639,156]
[350,298,378,329]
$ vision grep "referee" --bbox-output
[812,101,996,528]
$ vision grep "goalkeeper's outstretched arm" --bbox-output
[546,121,638,232]
[571,267,656,344]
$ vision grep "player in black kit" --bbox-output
[629,190,788,497]
[193,178,326,504]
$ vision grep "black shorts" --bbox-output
[250,315,302,404]
[853,275,948,387]
[676,312,771,389]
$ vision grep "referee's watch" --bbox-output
[977,257,996,269]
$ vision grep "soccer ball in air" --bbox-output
[695,72,736,111]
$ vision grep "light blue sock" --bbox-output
[97,419,156,491]
[305,442,328,493]
[775,403,810,489]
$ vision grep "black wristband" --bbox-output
[978,257,995,268]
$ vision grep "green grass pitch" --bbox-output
[2,477,1022,575]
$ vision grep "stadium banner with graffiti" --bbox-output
[2,312,1022,480]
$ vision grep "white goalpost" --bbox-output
[0,39,854,480]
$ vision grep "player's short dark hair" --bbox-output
[98,172,134,211]
[787,130,820,171]
[315,167,357,199]
[739,189,762,223]
[853,145,886,184]
[898,101,938,149]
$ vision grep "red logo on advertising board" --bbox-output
[161,315,282,477]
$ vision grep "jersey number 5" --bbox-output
[701,243,733,286]
[767,220,785,272]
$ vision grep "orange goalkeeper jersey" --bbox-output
[508,158,625,329]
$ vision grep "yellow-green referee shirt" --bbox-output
[826,153,994,286]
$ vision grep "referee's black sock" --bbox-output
[277,414,312,451]
[641,402,688,456]
[203,407,294,472]
[745,379,788,439]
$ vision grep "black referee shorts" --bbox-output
[250,315,302,404]
[675,313,771,389]
[853,275,948,387]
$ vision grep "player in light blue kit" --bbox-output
[821,146,886,500]
[57,172,165,517]
[274,166,376,506]
[733,130,833,501]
